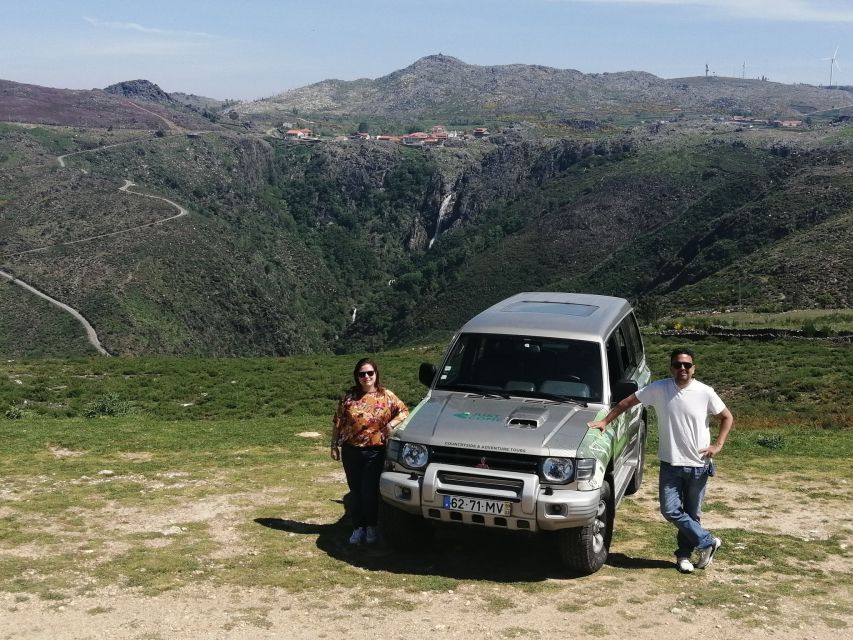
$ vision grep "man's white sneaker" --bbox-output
[695,537,721,569]
[348,527,365,545]
[677,557,694,573]
[365,526,379,544]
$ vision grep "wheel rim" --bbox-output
[592,497,608,554]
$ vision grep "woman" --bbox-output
[331,358,409,545]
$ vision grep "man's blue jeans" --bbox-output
[659,461,716,558]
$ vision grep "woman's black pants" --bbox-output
[341,444,385,528]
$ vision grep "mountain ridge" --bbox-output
[238,54,853,119]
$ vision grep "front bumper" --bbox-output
[379,463,600,532]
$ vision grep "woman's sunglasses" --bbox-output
[357,370,376,377]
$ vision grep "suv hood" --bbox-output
[397,392,599,456]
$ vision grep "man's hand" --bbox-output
[330,444,340,461]
[587,420,607,432]
[699,443,722,458]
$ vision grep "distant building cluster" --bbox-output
[729,115,803,128]
[279,124,490,145]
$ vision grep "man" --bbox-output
[588,348,733,573]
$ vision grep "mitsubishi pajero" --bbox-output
[379,292,650,574]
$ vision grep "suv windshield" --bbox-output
[435,333,603,403]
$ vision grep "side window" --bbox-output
[615,326,631,374]
[623,314,644,369]
[606,335,624,387]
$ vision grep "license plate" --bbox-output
[442,495,511,516]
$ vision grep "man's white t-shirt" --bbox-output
[635,378,727,467]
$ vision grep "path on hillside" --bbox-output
[57,137,156,167]
[56,129,214,167]
[124,99,183,132]
[1,178,191,356]
[0,269,110,355]
[1,181,188,259]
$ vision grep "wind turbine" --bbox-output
[824,46,841,87]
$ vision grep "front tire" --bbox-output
[558,479,613,575]
[378,499,433,549]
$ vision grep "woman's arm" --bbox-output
[330,398,345,460]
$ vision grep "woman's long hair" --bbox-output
[350,357,384,396]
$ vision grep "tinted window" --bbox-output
[436,333,603,401]
[606,335,624,387]
[622,314,644,369]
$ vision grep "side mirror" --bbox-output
[611,379,638,404]
[418,362,437,387]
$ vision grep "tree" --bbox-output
[357,122,370,133]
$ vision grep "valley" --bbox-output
[1,60,853,357]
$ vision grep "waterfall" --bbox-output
[429,192,455,249]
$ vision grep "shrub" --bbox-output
[83,393,130,418]
[4,405,22,420]
[801,320,818,337]
[757,434,784,449]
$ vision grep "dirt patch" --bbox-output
[1,470,850,638]
[116,452,153,462]
[316,469,347,484]
[0,578,849,640]
[47,446,85,459]
[703,476,852,543]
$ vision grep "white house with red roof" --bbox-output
[285,128,312,139]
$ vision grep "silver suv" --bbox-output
[379,292,650,574]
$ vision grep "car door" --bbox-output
[605,318,643,474]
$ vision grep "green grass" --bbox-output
[0,337,850,630]
[665,309,853,333]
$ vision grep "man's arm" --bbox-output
[587,393,641,431]
[699,408,733,458]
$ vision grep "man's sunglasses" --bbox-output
[671,362,694,369]
[357,370,376,377]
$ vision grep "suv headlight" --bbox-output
[540,457,575,483]
[399,442,429,470]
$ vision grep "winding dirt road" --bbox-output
[2,174,191,356]
[0,268,110,355]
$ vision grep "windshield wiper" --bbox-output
[509,391,588,407]
[438,383,510,399]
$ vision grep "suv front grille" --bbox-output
[429,445,539,475]
[437,471,524,495]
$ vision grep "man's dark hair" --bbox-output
[669,348,695,362]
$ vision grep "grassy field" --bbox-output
[0,337,850,635]
[665,309,853,333]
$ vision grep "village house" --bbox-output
[349,131,371,140]
[402,132,431,146]
[284,128,312,139]
[473,127,490,138]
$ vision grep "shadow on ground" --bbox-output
[255,496,672,582]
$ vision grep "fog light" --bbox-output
[400,487,412,500]
[546,503,565,516]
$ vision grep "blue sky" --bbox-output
[2,0,851,99]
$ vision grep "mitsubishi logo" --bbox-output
[476,457,489,469]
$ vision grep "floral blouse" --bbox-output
[333,388,409,448]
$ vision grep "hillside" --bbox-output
[1,68,852,357]
[239,54,853,121]
[0,79,218,131]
